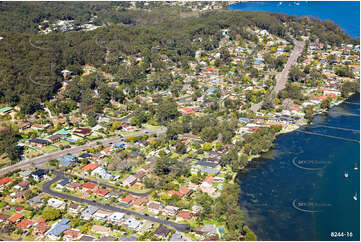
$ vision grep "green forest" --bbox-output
[0,2,357,114]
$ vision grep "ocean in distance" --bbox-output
[229,1,360,38]
[236,94,360,241]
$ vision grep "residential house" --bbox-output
[82,182,97,193]
[93,210,112,221]
[56,178,70,189]
[122,175,137,186]
[79,235,97,241]
[120,194,137,206]
[17,122,31,130]
[29,139,50,147]
[154,225,171,239]
[0,214,10,222]
[8,213,23,224]
[47,219,70,240]
[17,219,35,230]
[68,203,82,215]
[64,229,82,241]
[170,232,187,241]
[168,190,184,198]
[0,177,13,189]
[179,186,192,197]
[196,224,218,235]
[148,201,162,214]
[163,205,179,217]
[123,217,141,231]
[30,169,48,181]
[91,225,110,236]
[82,163,100,173]
[81,206,98,220]
[47,134,62,144]
[66,182,82,192]
[176,210,192,221]
[134,170,146,180]
[91,166,112,180]
[14,181,30,190]
[94,188,110,197]
[0,107,13,115]
[33,219,50,235]
[47,198,65,209]
[74,128,92,137]
[28,195,43,208]
[108,212,125,224]
[132,197,149,207]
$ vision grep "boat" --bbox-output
[355,163,358,171]
[353,192,358,201]
[295,2,300,6]
[344,171,349,178]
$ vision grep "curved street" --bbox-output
[42,171,190,232]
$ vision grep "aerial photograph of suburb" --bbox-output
[0,1,359,241]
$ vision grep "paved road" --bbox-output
[42,171,190,232]
[0,127,166,176]
[250,40,305,112]
[57,170,151,197]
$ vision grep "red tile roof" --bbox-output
[121,194,136,204]
[177,210,192,220]
[82,182,96,190]
[95,188,109,196]
[17,219,35,229]
[0,177,13,186]
[8,213,23,223]
[168,190,184,198]
[82,163,99,171]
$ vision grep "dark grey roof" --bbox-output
[197,160,218,168]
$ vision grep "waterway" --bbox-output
[237,94,360,240]
[229,1,360,37]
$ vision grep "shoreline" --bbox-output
[234,93,360,240]
[241,92,358,169]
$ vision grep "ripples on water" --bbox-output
[237,94,360,240]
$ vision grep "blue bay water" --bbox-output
[229,1,360,37]
[237,94,360,240]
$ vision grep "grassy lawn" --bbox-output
[41,145,58,153]
[142,124,161,130]
[0,232,21,241]
[25,149,42,158]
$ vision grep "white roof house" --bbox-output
[47,198,65,209]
